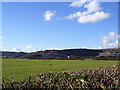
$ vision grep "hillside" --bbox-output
[20,49,103,59]
[1,48,119,59]
[1,51,28,59]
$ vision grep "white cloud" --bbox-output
[105,40,118,47]
[78,12,110,23]
[65,11,88,19]
[44,11,55,21]
[10,45,42,52]
[65,0,110,23]
[26,45,35,49]
[69,0,88,8]
[49,48,58,50]
[11,48,22,52]
[65,11,110,23]
[25,45,41,52]
[84,0,101,13]
[102,32,116,44]
[92,46,105,49]
[117,35,120,39]
[102,32,119,48]
[92,32,119,49]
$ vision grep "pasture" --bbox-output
[3,59,118,80]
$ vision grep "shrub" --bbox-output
[2,65,120,89]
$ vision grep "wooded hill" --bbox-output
[1,48,119,60]
[1,51,27,59]
[20,49,102,59]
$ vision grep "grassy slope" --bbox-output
[3,59,118,80]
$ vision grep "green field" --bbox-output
[3,59,118,80]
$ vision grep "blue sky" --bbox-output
[2,1,119,52]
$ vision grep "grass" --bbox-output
[3,59,118,80]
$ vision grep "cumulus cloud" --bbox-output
[44,11,55,21]
[84,0,101,13]
[105,40,118,47]
[117,35,120,39]
[10,45,42,52]
[78,12,110,23]
[69,0,88,7]
[102,32,116,44]
[65,11,88,19]
[92,32,119,49]
[65,0,110,23]
[102,32,119,48]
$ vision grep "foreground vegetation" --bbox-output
[3,65,119,89]
[3,59,118,80]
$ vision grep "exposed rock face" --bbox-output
[95,48,120,60]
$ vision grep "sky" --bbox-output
[2,0,119,52]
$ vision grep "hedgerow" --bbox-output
[2,65,120,89]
